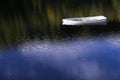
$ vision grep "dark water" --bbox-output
[0,0,120,80]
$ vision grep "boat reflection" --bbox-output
[60,21,120,39]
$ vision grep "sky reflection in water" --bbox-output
[0,36,120,80]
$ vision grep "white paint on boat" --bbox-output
[62,16,107,25]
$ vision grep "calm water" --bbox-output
[0,0,120,80]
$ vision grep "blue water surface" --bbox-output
[0,36,120,80]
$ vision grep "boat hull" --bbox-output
[62,16,107,26]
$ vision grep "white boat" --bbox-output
[62,16,107,25]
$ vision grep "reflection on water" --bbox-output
[0,0,120,47]
[0,37,120,80]
[0,0,120,80]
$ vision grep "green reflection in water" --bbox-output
[0,0,120,47]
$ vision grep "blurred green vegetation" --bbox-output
[0,0,120,47]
